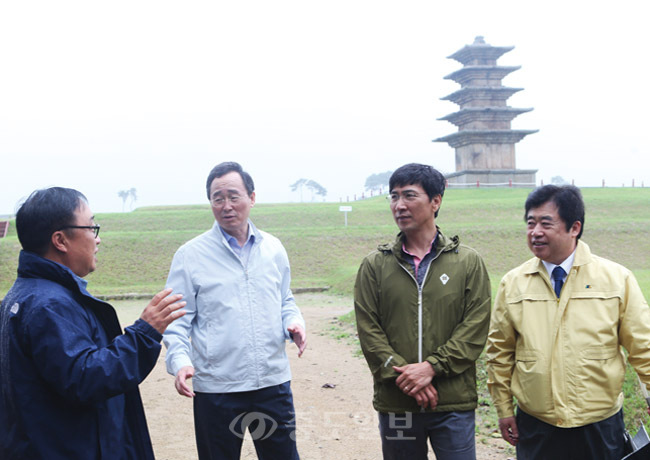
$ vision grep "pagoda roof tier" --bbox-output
[433,129,538,148]
[441,86,522,105]
[448,46,513,66]
[444,66,521,86]
[438,107,533,127]
[447,36,514,66]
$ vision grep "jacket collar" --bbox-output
[212,219,263,246]
[17,250,93,298]
[17,250,124,338]
[379,226,460,255]
[523,240,593,275]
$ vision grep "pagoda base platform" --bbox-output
[445,169,537,188]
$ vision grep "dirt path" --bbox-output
[139,293,514,459]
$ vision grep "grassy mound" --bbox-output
[2,187,648,298]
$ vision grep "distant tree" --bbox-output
[365,171,392,193]
[551,176,568,185]
[305,180,327,201]
[128,187,138,210]
[290,179,327,202]
[118,190,129,212]
[290,179,308,202]
[117,188,138,212]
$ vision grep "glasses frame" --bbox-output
[210,195,243,207]
[386,192,422,203]
[58,225,101,238]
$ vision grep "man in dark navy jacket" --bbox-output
[0,187,186,460]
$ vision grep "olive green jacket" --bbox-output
[354,229,491,413]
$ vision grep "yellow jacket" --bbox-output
[487,241,650,428]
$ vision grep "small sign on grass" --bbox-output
[339,206,352,227]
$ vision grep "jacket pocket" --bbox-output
[512,349,553,414]
[566,291,620,330]
[576,346,624,409]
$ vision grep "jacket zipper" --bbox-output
[396,248,445,363]
[227,234,261,388]
[396,250,445,413]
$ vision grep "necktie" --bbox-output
[552,266,566,298]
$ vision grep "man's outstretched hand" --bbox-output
[140,288,186,334]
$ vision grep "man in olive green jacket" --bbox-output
[354,163,491,460]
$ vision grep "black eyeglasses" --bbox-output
[58,225,101,238]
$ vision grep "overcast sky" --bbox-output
[1,1,648,215]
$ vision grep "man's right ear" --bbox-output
[50,231,69,254]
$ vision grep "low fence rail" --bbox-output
[339,179,646,202]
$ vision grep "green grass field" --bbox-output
[2,187,648,298]
[1,187,649,435]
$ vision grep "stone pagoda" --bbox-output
[434,36,538,186]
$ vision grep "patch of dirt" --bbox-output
[139,293,514,459]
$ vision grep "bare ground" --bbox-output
[139,293,514,459]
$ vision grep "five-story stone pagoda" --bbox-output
[434,36,538,186]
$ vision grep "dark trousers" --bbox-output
[193,381,299,460]
[378,410,476,460]
[516,407,626,460]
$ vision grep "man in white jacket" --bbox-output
[163,161,306,460]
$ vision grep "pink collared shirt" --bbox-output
[402,235,437,280]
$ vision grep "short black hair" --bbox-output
[205,162,255,199]
[389,163,446,217]
[15,187,88,256]
[525,185,585,239]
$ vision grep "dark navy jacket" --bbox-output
[0,251,161,459]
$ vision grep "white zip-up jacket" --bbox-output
[163,221,305,393]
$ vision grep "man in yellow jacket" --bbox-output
[487,184,650,460]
